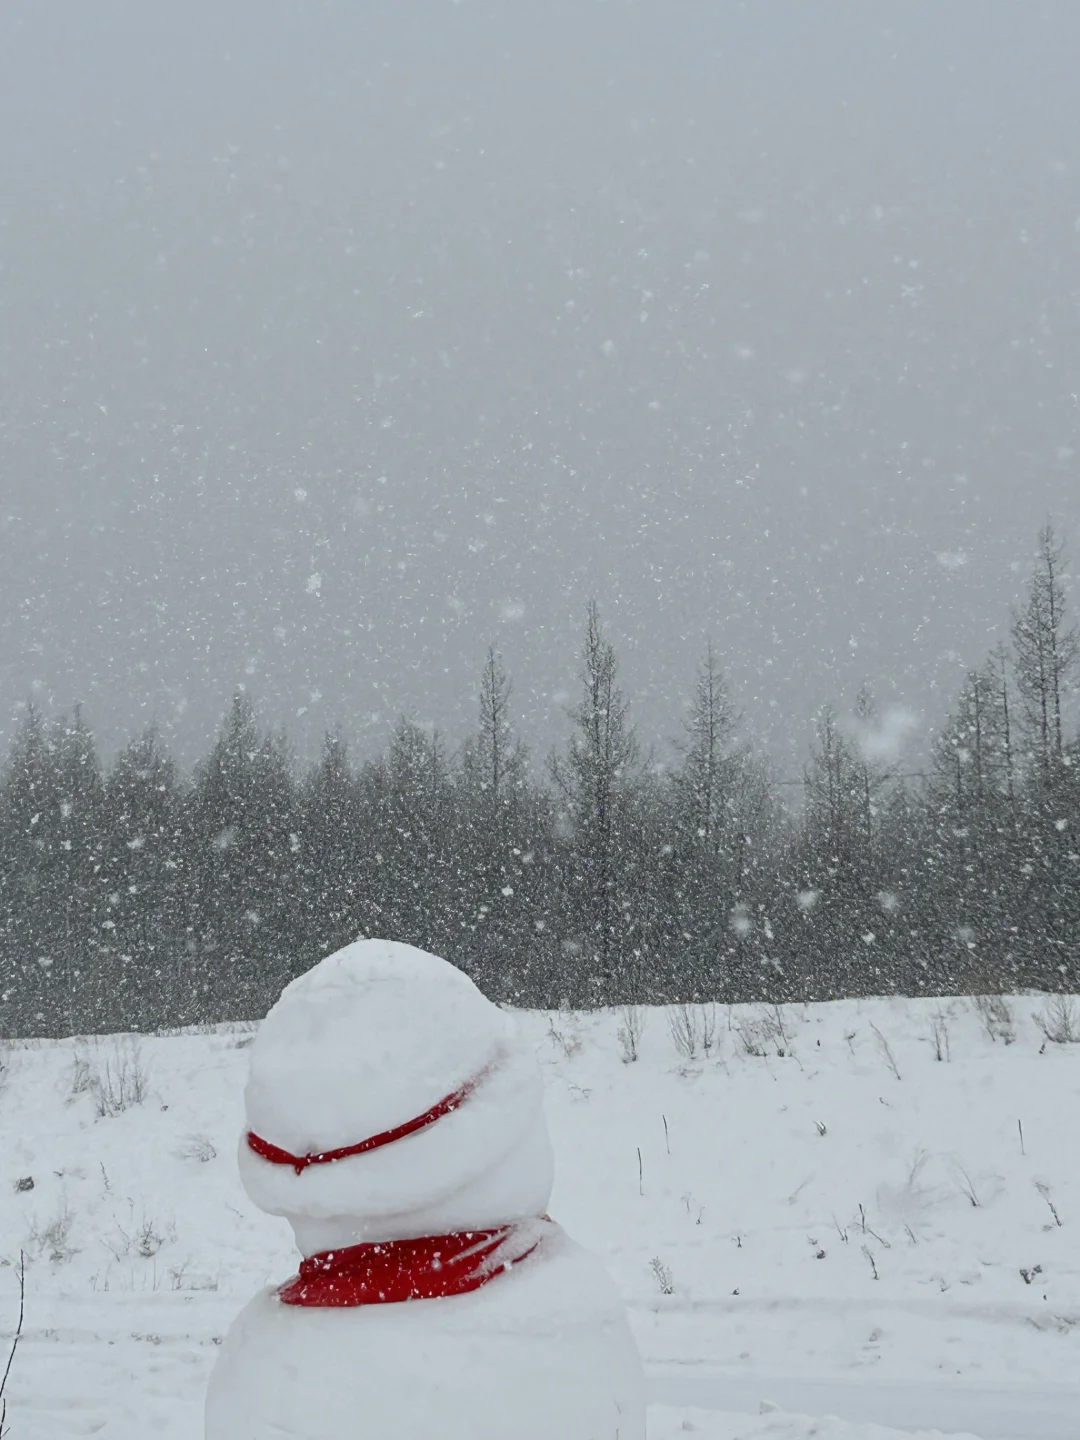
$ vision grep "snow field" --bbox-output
[2,993,1080,1438]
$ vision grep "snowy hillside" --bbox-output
[3,994,1080,1439]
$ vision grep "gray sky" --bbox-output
[2,0,1078,775]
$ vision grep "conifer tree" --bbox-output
[551,602,641,1003]
[664,644,772,999]
[46,709,107,1033]
[1013,525,1079,777]
[455,650,538,1000]
[794,694,896,997]
[298,730,365,963]
[1008,528,1080,984]
[99,726,184,1029]
[186,693,301,1020]
[362,717,454,954]
[0,705,57,1032]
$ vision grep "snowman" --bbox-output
[205,938,645,1440]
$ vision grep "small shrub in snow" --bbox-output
[765,1005,791,1054]
[1035,995,1080,1045]
[69,1048,94,1098]
[952,1162,981,1209]
[700,1005,719,1056]
[134,1220,168,1259]
[615,1006,645,1063]
[108,1207,175,1262]
[973,993,1015,1044]
[649,1255,674,1295]
[734,1017,767,1057]
[91,1041,150,1117]
[167,1263,219,1292]
[877,1150,937,1231]
[177,1134,217,1163]
[546,1017,582,1060]
[735,1007,789,1059]
[667,1005,702,1060]
[929,1010,950,1062]
[28,1204,77,1264]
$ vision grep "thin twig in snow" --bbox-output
[1035,1180,1063,1227]
[870,1022,901,1080]
[954,1163,981,1208]
[0,1251,26,1440]
[861,1244,879,1281]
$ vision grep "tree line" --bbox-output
[1,527,1078,1038]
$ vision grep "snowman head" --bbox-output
[239,939,554,1250]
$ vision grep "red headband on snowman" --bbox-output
[246,1057,496,1175]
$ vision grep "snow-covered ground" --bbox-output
[2,993,1078,1439]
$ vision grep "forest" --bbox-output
[1,526,1077,1038]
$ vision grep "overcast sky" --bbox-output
[2,0,1078,776]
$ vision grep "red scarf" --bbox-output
[277,1222,546,1307]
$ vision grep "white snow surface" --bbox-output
[2,991,1080,1438]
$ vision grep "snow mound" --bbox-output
[649,1407,983,1440]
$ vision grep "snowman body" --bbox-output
[206,1227,639,1440]
[205,940,644,1440]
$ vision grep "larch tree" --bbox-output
[551,602,640,1003]
[1012,524,1079,777]
[795,692,897,998]
[924,655,1023,992]
[1009,528,1080,984]
[678,643,739,852]
[666,643,762,998]
[455,649,540,1001]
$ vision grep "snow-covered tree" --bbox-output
[1013,524,1079,777]
[551,603,643,1003]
